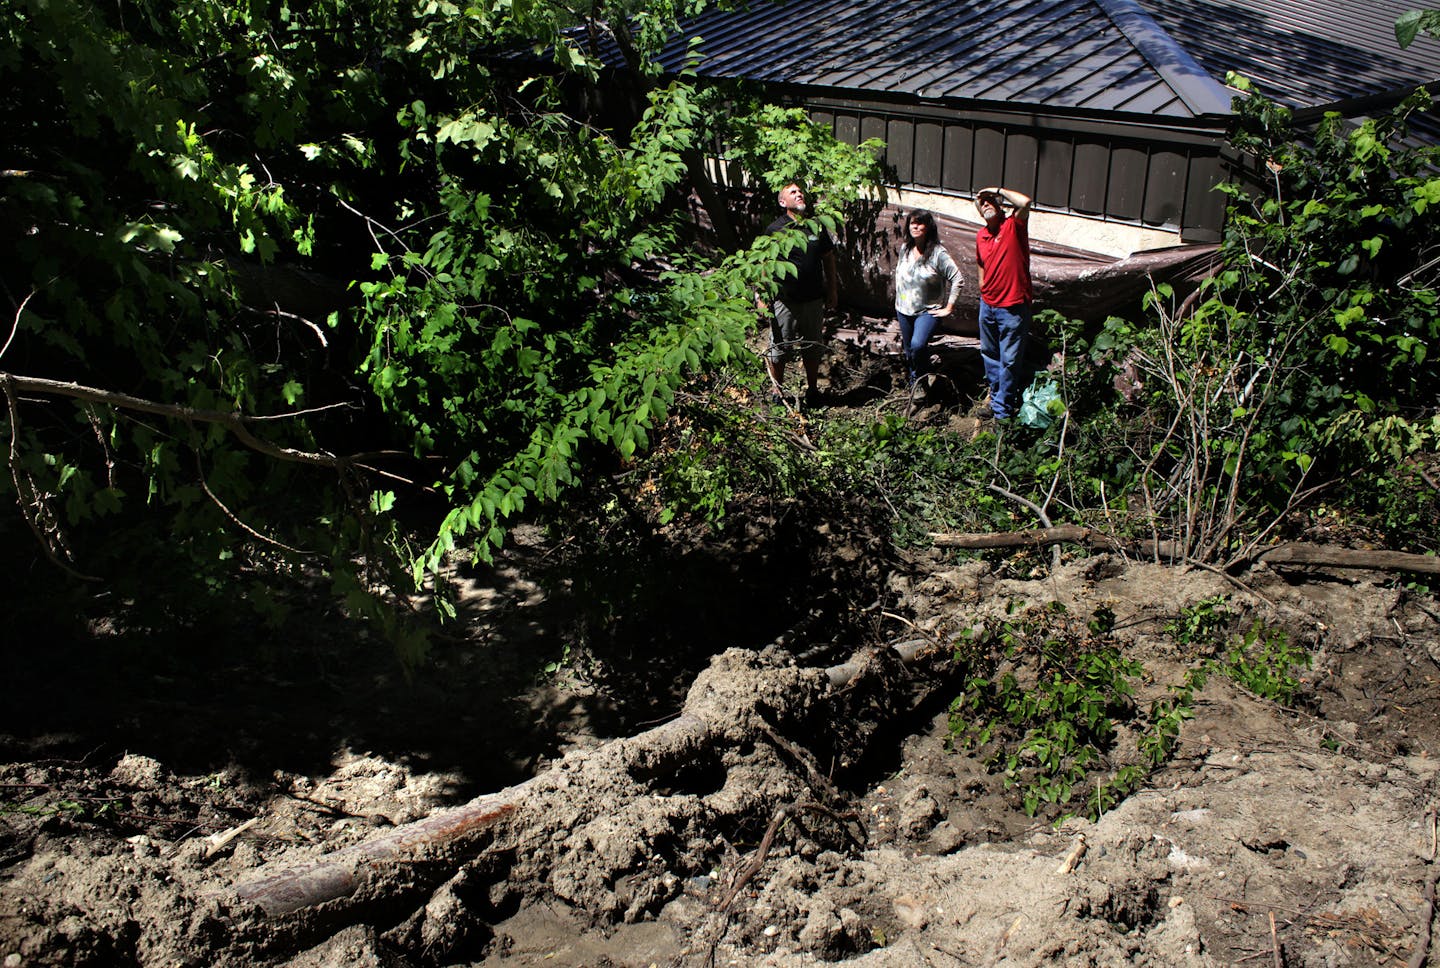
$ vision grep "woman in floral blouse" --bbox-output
[893,209,962,390]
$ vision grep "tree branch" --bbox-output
[928,526,1440,576]
[230,637,935,918]
[2,371,347,469]
[1,291,34,364]
[195,451,311,556]
[2,375,99,581]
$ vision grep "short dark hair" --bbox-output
[905,209,938,255]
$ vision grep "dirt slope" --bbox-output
[3,546,1439,967]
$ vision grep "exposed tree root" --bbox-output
[1408,861,1439,968]
[229,639,941,923]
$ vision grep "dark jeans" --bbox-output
[978,300,1032,418]
[896,310,939,384]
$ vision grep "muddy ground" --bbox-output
[3,345,1440,967]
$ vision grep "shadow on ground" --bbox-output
[0,493,895,801]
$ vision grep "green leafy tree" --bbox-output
[1056,75,1440,562]
[0,0,885,642]
[2,0,377,628]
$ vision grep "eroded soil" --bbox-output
[3,347,1440,967]
[5,537,1440,967]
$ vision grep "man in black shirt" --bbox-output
[754,181,838,406]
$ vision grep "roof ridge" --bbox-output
[1091,0,1233,115]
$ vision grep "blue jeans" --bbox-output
[979,300,1032,418]
[895,310,938,384]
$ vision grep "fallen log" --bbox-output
[929,527,1184,561]
[1254,543,1440,575]
[229,640,936,918]
[929,525,1109,550]
[237,786,517,917]
[928,529,1440,575]
[232,710,712,916]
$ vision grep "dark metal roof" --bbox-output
[1136,0,1440,112]
[645,0,1231,120]
[630,0,1440,123]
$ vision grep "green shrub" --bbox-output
[946,604,1202,821]
[1219,620,1311,705]
[1164,595,1233,648]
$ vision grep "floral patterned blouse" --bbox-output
[895,243,962,316]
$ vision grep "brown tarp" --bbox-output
[839,206,1220,339]
[687,193,1220,363]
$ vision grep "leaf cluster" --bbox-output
[946,604,1161,820]
[0,0,889,645]
[1040,80,1440,562]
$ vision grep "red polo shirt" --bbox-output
[976,216,1033,308]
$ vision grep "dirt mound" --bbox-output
[3,551,1439,967]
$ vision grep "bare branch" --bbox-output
[195,451,311,556]
[1,375,100,581]
[1,291,35,364]
[2,371,344,469]
[982,480,1053,529]
[240,302,329,349]
[247,401,359,422]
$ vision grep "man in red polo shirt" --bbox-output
[974,186,1034,421]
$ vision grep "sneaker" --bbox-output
[768,388,786,407]
[803,387,826,409]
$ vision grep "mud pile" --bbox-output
[3,554,1439,967]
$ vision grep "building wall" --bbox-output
[806,96,1231,252]
[892,189,1189,259]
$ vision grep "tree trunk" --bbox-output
[929,528,1440,575]
[230,640,934,918]
[1255,542,1440,574]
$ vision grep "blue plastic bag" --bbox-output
[1018,378,1064,429]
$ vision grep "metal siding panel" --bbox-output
[1182,154,1228,240]
[1076,65,1164,112]
[1003,133,1038,198]
[861,115,887,147]
[1143,149,1187,227]
[1001,34,1123,104]
[980,24,1120,104]
[867,4,993,93]
[942,125,974,193]
[646,0,1203,119]
[1072,141,1109,215]
[888,118,915,183]
[1036,138,1074,209]
[941,4,1103,100]
[973,126,1007,192]
[1114,82,1185,116]
[914,122,943,187]
[724,158,746,190]
[1140,0,1440,111]
[808,2,952,90]
[1107,145,1147,221]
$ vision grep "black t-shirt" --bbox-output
[767,215,834,302]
